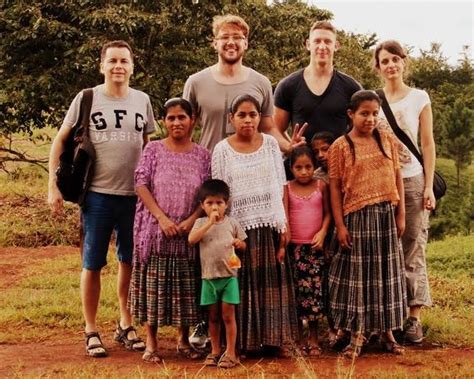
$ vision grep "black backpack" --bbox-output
[56,88,95,205]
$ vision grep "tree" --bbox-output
[443,98,474,186]
[0,1,376,138]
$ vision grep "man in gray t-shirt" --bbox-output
[48,40,155,358]
[183,14,288,153]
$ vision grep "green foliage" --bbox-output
[1,1,471,137]
[443,99,474,185]
[408,44,474,174]
[430,159,473,239]
[0,0,377,134]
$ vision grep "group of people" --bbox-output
[48,14,436,367]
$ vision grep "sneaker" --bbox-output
[404,317,423,344]
[189,321,210,351]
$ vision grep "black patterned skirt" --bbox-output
[328,202,407,333]
[288,243,326,321]
[129,238,200,327]
[237,227,299,351]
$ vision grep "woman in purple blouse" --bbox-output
[130,98,210,363]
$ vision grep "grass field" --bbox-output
[1,235,472,348]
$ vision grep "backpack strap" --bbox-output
[74,88,93,139]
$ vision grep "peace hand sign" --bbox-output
[288,122,308,153]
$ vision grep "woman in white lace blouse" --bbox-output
[212,94,298,356]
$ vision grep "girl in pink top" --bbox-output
[283,145,331,356]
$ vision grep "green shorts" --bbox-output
[200,277,240,306]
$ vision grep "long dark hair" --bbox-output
[345,90,390,163]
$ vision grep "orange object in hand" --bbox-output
[228,248,241,269]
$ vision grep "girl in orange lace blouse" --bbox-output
[327,90,407,358]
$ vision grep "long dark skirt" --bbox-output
[237,227,298,351]
[328,202,407,333]
[129,238,200,327]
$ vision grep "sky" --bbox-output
[309,0,473,66]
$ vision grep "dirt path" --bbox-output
[0,247,473,378]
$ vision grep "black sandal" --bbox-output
[114,322,146,352]
[85,331,108,358]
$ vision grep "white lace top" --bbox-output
[212,134,287,232]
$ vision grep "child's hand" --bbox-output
[232,238,246,250]
[209,210,220,224]
[177,217,194,236]
[336,225,352,251]
[311,230,326,250]
[396,212,406,238]
[276,247,286,264]
[284,224,291,247]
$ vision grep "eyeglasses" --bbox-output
[215,35,246,42]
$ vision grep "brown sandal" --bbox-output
[203,353,220,366]
[142,350,162,363]
[342,334,365,359]
[381,339,405,355]
[218,353,239,369]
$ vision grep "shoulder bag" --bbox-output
[56,88,96,205]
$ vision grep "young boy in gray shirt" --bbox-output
[189,179,246,369]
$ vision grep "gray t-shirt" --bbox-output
[183,67,274,152]
[62,85,156,196]
[191,216,247,279]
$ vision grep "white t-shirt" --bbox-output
[378,88,430,178]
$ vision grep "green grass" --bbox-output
[0,235,472,348]
[422,235,474,347]
[0,128,80,247]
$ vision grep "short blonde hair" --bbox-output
[309,20,337,35]
[212,15,250,38]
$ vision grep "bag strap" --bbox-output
[74,88,93,138]
[376,89,423,166]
